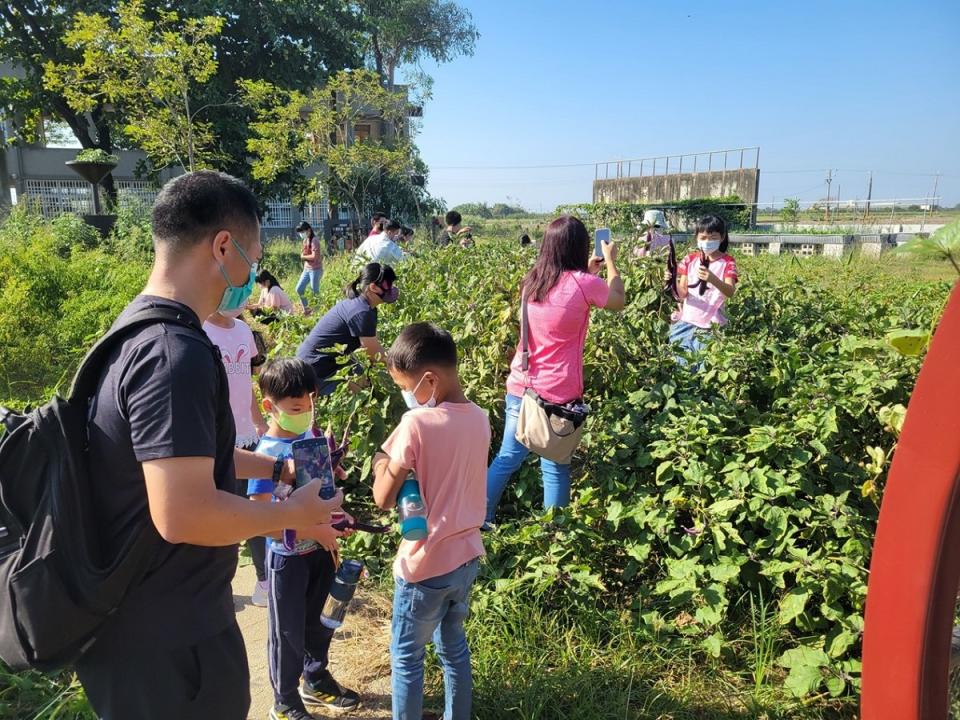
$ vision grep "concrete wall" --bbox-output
[592,168,760,207]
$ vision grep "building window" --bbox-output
[354,124,371,142]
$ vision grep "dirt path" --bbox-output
[233,563,394,720]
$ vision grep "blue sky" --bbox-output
[408,0,960,212]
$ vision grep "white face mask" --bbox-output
[697,239,721,254]
[401,373,437,410]
[299,232,308,240]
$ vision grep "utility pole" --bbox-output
[920,172,940,233]
[864,171,873,222]
[824,169,833,223]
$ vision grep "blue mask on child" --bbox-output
[218,238,257,313]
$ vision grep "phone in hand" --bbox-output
[594,227,611,258]
[291,437,335,499]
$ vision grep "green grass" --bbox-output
[0,665,93,720]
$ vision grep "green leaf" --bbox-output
[702,632,722,658]
[655,461,674,482]
[827,629,856,658]
[779,588,810,624]
[707,498,742,517]
[785,664,823,697]
[886,328,930,356]
[825,675,846,697]
[779,645,830,669]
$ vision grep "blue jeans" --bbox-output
[391,559,479,720]
[485,393,572,523]
[295,269,322,307]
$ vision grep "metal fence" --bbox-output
[595,146,760,181]
[18,179,338,232]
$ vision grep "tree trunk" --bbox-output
[91,108,118,204]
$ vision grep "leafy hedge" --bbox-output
[557,197,753,233]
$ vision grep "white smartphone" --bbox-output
[594,227,611,258]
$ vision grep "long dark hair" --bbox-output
[694,215,730,253]
[255,270,281,289]
[522,215,589,302]
[296,221,315,240]
[346,262,397,299]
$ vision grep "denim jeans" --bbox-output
[295,269,322,307]
[391,559,479,720]
[485,393,572,523]
[669,320,711,367]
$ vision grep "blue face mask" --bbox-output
[218,238,257,313]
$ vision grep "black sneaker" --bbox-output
[300,672,361,712]
[269,705,314,720]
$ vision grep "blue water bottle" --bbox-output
[397,475,428,541]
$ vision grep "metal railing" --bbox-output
[595,146,760,181]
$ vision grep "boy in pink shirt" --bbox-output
[373,322,490,720]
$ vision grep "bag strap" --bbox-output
[520,290,530,372]
[69,305,209,402]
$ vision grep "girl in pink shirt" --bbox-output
[668,215,739,356]
[486,215,627,524]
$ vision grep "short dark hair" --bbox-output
[445,210,462,227]
[373,220,386,233]
[520,233,531,246]
[296,221,314,236]
[401,226,414,237]
[258,358,317,401]
[694,215,730,253]
[152,171,260,253]
[385,219,402,231]
[388,322,458,373]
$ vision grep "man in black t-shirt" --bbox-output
[75,171,342,720]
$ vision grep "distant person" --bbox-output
[296,263,398,395]
[520,233,532,247]
[247,359,360,719]
[203,307,269,607]
[667,215,738,355]
[373,322,490,720]
[251,270,295,319]
[295,221,323,313]
[400,226,415,243]
[368,212,387,238]
[635,209,671,257]
[438,211,474,248]
[486,216,625,524]
[355,219,406,264]
[75,170,341,720]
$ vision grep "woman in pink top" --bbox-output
[250,269,295,320]
[486,216,626,524]
[667,215,739,357]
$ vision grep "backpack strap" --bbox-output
[520,290,530,372]
[68,305,210,402]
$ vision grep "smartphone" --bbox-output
[292,437,336,499]
[594,227,611,258]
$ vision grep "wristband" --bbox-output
[272,457,284,484]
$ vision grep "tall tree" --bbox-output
[359,0,479,88]
[45,0,224,172]
[1,0,365,191]
[241,69,416,226]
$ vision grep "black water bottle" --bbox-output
[320,559,364,630]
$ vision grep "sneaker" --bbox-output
[300,672,361,711]
[251,579,269,608]
[269,705,314,720]
[480,521,496,533]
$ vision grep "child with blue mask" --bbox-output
[667,214,739,359]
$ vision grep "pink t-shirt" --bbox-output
[677,252,738,328]
[203,318,259,447]
[259,286,294,313]
[506,271,610,404]
[382,402,490,583]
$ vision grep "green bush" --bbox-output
[558,198,752,233]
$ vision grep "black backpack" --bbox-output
[0,306,205,670]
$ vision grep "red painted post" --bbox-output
[862,282,960,719]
